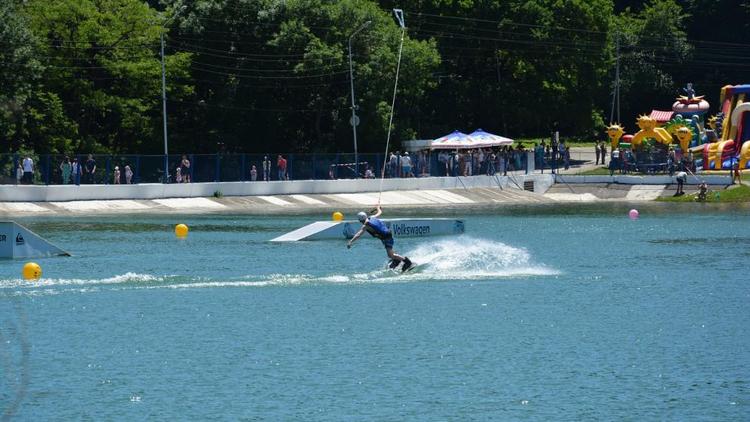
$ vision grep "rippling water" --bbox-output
[1,205,748,420]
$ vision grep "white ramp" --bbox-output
[0,221,70,259]
[270,221,341,242]
[271,218,465,242]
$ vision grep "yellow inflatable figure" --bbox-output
[674,126,694,152]
[740,141,750,170]
[631,115,672,147]
[606,124,625,149]
[707,115,719,131]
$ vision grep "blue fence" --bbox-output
[2,150,534,185]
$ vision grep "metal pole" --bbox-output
[159,6,185,184]
[348,21,371,178]
[161,32,169,183]
[610,34,620,124]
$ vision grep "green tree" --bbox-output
[611,0,692,126]
[0,1,43,152]
[23,0,193,154]
[171,0,439,153]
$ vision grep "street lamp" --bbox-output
[348,20,371,178]
[160,6,185,183]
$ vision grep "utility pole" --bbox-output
[348,21,371,178]
[160,6,185,183]
[160,32,168,182]
[610,34,620,124]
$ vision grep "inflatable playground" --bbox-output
[606,83,750,172]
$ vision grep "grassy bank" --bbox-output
[656,184,750,203]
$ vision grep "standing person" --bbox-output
[595,142,601,165]
[551,123,560,165]
[124,165,133,184]
[22,156,33,184]
[84,154,96,184]
[401,152,412,177]
[420,150,429,177]
[71,157,82,185]
[277,154,288,180]
[600,142,607,166]
[388,152,398,178]
[534,143,543,170]
[463,150,472,176]
[250,165,258,181]
[180,155,191,183]
[60,156,72,184]
[558,142,567,171]
[113,166,121,184]
[610,148,620,176]
[438,150,448,176]
[262,155,271,181]
[675,171,687,195]
[16,163,23,185]
[564,145,570,170]
[347,205,412,272]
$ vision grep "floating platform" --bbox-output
[0,221,70,259]
[271,218,465,242]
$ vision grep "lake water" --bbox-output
[1,205,749,420]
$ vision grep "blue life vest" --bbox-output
[365,217,390,239]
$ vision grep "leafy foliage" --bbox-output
[2,0,746,156]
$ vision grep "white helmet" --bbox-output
[357,212,368,223]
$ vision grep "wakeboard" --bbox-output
[388,259,421,273]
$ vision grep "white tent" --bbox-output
[467,129,514,147]
[429,131,476,150]
[429,129,514,150]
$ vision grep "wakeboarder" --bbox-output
[347,205,412,271]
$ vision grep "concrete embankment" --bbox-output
[0,174,553,216]
[0,173,735,216]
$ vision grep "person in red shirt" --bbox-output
[277,155,287,180]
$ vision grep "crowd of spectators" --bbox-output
[6,141,723,186]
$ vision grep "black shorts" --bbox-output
[381,235,394,249]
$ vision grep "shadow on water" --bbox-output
[386,201,750,218]
[18,218,286,234]
[649,237,750,246]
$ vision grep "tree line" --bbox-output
[1,0,748,157]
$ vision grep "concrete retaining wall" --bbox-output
[0,174,554,202]
[554,174,732,185]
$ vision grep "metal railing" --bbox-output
[2,149,703,186]
[1,150,536,185]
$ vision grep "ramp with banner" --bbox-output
[271,218,465,242]
[0,221,70,259]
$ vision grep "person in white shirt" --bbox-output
[22,156,33,184]
[401,152,412,177]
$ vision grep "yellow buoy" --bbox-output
[332,211,344,222]
[23,262,42,280]
[175,223,189,238]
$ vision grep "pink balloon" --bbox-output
[628,209,639,220]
